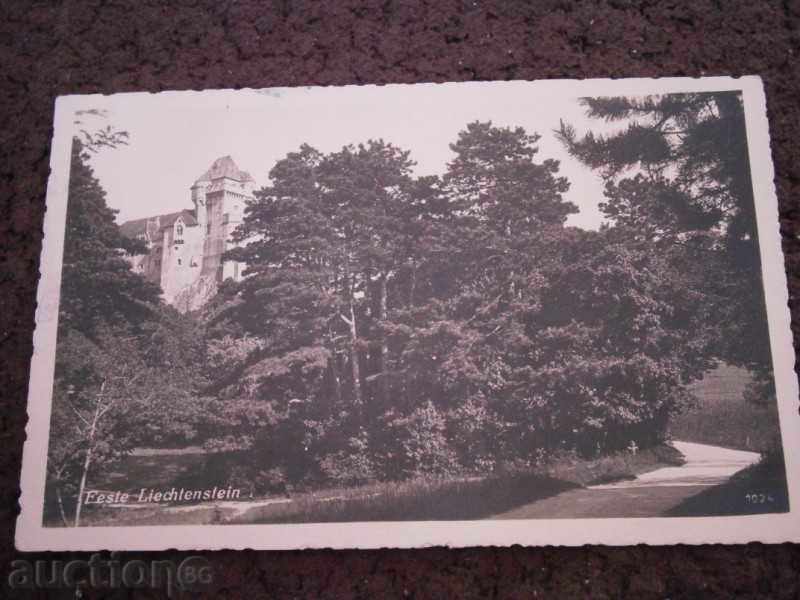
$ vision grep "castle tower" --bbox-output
[191,179,209,231]
[121,155,256,313]
[192,156,255,284]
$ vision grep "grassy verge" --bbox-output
[230,444,680,525]
[542,444,685,486]
[232,473,577,523]
[78,504,231,527]
[60,443,681,526]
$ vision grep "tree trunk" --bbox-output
[56,484,69,527]
[331,356,343,404]
[408,261,417,307]
[327,326,343,404]
[341,250,362,406]
[378,273,389,407]
[348,299,362,405]
[74,383,104,527]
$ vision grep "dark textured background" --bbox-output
[2,1,800,598]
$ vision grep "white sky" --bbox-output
[79,82,620,230]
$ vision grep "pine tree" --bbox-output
[58,139,161,337]
[557,92,773,381]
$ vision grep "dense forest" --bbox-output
[46,92,778,525]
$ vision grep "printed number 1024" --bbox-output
[745,493,775,504]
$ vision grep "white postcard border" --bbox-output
[16,75,800,551]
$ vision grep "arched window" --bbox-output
[176,223,184,238]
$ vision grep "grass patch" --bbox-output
[79,504,231,527]
[232,473,577,523]
[59,443,681,526]
[230,444,679,525]
[669,364,782,453]
[97,452,210,490]
[542,444,685,487]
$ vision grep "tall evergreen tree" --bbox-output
[557,92,773,381]
[399,121,580,466]
[58,139,161,337]
[212,140,424,481]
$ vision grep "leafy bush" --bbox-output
[392,403,459,478]
[448,396,499,473]
[319,431,377,486]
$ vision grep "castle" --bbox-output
[120,156,255,312]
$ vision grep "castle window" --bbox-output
[176,223,184,237]
[177,258,182,266]
[222,213,229,224]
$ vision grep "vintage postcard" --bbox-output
[16,76,800,550]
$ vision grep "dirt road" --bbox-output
[492,441,761,519]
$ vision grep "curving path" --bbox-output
[589,441,760,490]
[492,441,760,520]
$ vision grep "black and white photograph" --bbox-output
[15,77,800,550]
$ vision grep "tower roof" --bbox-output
[194,155,254,186]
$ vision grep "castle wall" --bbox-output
[158,221,204,304]
[127,222,164,286]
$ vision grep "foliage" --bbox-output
[669,364,782,453]
[389,402,458,478]
[48,100,780,509]
[557,92,773,379]
[46,138,209,525]
[205,118,728,487]
[59,139,160,338]
[319,431,378,486]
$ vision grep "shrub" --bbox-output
[254,467,290,495]
[448,396,498,473]
[319,430,377,486]
[392,402,459,478]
